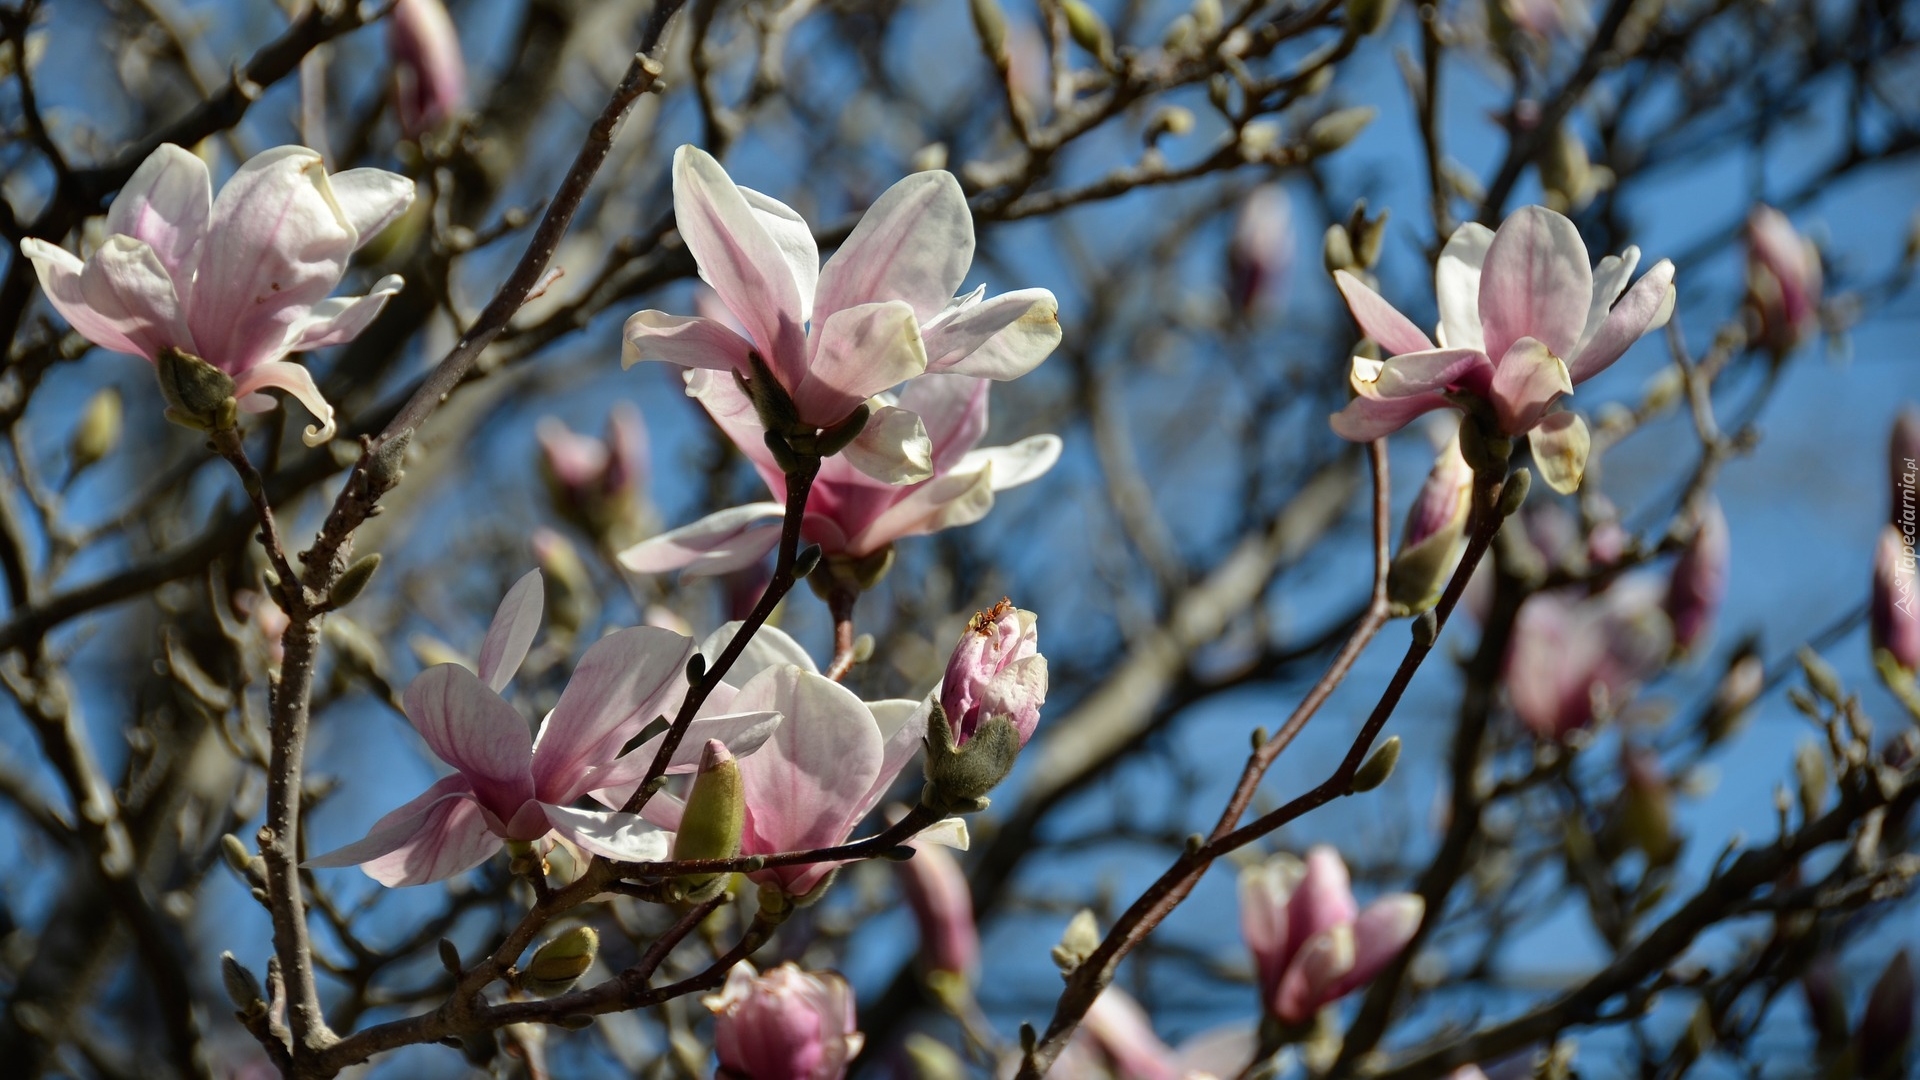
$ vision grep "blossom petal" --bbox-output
[284,274,405,353]
[922,288,1061,379]
[617,503,785,576]
[1577,245,1641,353]
[105,143,211,283]
[1333,270,1434,356]
[1566,258,1675,383]
[1488,336,1572,434]
[327,167,415,248]
[841,404,933,485]
[862,697,930,814]
[1365,347,1492,400]
[734,665,884,888]
[308,776,500,887]
[477,569,543,693]
[1434,222,1493,351]
[1330,894,1425,998]
[622,310,756,372]
[532,626,695,803]
[540,803,673,862]
[22,236,193,361]
[898,374,990,475]
[1329,392,1454,442]
[738,185,819,323]
[1477,205,1592,363]
[697,622,821,682]
[686,368,784,481]
[230,361,336,445]
[403,663,536,816]
[954,434,1061,491]
[793,299,929,427]
[846,467,996,555]
[914,815,971,850]
[304,773,473,868]
[581,709,784,803]
[671,146,807,377]
[1528,410,1590,495]
[814,170,973,323]
[187,146,356,374]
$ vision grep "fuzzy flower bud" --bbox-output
[704,962,864,1080]
[673,739,744,901]
[1663,498,1728,655]
[1227,185,1294,317]
[1746,205,1822,357]
[939,599,1047,747]
[1388,429,1474,615]
[390,0,468,139]
[523,926,598,998]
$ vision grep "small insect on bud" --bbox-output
[522,926,599,998]
[69,387,122,480]
[1350,735,1402,793]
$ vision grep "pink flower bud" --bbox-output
[1239,846,1422,1025]
[537,403,649,539]
[1081,988,1181,1080]
[1507,582,1672,739]
[390,0,467,139]
[1873,525,1920,673]
[897,839,979,978]
[1388,430,1474,614]
[1746,205,1822,356]
[1663,498,1728,654]
[704,962,864,1080]
[939,599,1048,747]
[1227,185,1294,316]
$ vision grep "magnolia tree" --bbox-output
[0,0,1917,1078]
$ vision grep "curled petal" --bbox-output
[1434,223,1493,351]
[477,569,544,693]
[622,310,756,372]
[284,274,405,353]
[1333,270,1434,356]
[105,143,211,283]
[328,168,416,248]
[1566,259,1675,383]
[841,404,933,485]
[914,815,971,850]
[793,300,928,428]
[953,434,1062,492]
[617,502,785,576]
[1488,337,1572,434]
[230,360,337,445]
[540,804,673,862]
[922,288,1062,379]
[1578,245,1642,353]
[899,374,990,474]
[1367,347,1494,400]
[1477,205,1593,363]
[815,170,973,322]
[403,664,536,816]
[1529,411,1591,495]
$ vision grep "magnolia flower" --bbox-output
[704,962,864,1080]
[1506,580,1672,738]
[896,832,979,979]
[624,146,1060,482]
[618,372,1059,576]
[390,0,467,138]
[1873,526,1920,674]
[1663,498,1729,654]
[1330,205,1675,494]
[309,572,780,885]
[1746,205,1822,356]
[1388,425,1475,614]
[1227,184,1294,316]
[1239,847,1425,1025]
[20,144,413,444]
[537,402,649,542]
[1064,987,1257,1080]
[940,599,1047,746]
[598,623,947,898]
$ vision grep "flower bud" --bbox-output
[1857,950,1915,1080]
[704,962,864,1080]
[1349,735,1401,793]
[1388,430,1473,615]
[1663,498,1728,655]
[1051,908,1102,974]
[536,403,649,544]
[905,1035,966,1080]
[69,387,122,479]
[155,347,237,432]
[1323,223,1358,276]
[1062,0,1113,63]
[1616,743,1678,866]
[390,0,467,139]
[1306,107,1376,155]
[672,740,744,901]
[1227,185,1294,317]
[1872,525,1920,674]
[220,952,266,1018]
[531,528,594,639]
[523,926,598,998]
[970,0,1008,59]
[939,599,1047,747]
[1746,205,1823,357]
[897,837,979,980]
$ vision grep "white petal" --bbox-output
[1434,222,1493,353]
[841,404,933,485]
[617,503,785,576]
[540,803,673,862]
[230,360,336,444]
[327,167,416,248]
[738,185,819,323]
[954,433,1062,491]
[477,569,544,694]
[284,274,404,353]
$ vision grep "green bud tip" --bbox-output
[523,926,599,996]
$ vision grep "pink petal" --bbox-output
[389,0,467,136]
[105,143,211,284]
[814,170,973,323]
[1329,894,1425,998]
[304,773,474,868]
[1369,347,1494,399]
[531,626,694,803]
[1330,392,1454,442]
[283,274,405,353]
[403,664,536,818]
[859,697,930,815]
[230,360,336,445]
[686,368,786,484]
[1435,223,1493,351]
[844,467,995,556]
[1333,271,1435,356]
[671,146,808,383]
[1276,926,1354,1024]
[898,374,990,475]
[477,569,543,693]
[921,287,1061,378]
[1488,337,1572,434]
[327,168,416,248]
[21,236,193,362]
[186,146,356,374]
[617,502,785,576]
[1577,246,1641,352]
[839,404,932,485]
[1288,846,1360,952]
[539,803,673,862]
[792,300,928,428]
[1566,258,1674,383]
[1239,855,1306,1002]
[1477,206,1593,364]
[309,776,501,887]
[622,310,755,373]
[738,185,819,322]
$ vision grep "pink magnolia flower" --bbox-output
[704,962,864,1080]
[1065,987,1256,1080]
[537,402,649,539]
[618,372,1059,575]
[1873,525,1920,673]
[1663,498,1729,654]
[624,146,1061,481]
[390,0,467,139]
[1239,846,1425,1025]
[599,623,941,898]
[1506,580,1672,738]
[308,571,781,885]
[1330,205,1675,494]
[896,831,979,978]
[1227,184,1294,316]
[939,598,1047,746]
[1746,205,1822,356]
[19,144,413,444]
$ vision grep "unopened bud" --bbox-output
[970,0,1008,58]
[815,403,871,458]
[155,347,238,432]
[367,428,413,490]
[1498,468,1532,518]
[523,926,599,997]
[1323,224,1357,275]
[70,387,122,477]
[1798,646,1843,704]
[1051,909,1101,974]
[327,553,381,610]
[1147,106,1195,143]
[1345,0,1399,35]
[1350,736,1401,792]
[221,952,266,1017]
[1306,107,1376,154]
[905,1034,968,1080]
[672,740,745,900]
[1795,740,1830,822]
[438,938,462,975]
[1062,0,1113,63]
